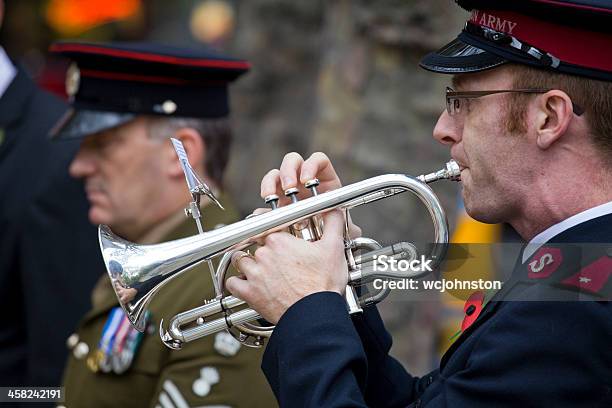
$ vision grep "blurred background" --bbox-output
[2,0,473,375]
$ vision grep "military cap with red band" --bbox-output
[49,42,250,140]
[420,0,612,81]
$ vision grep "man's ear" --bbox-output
[533,90,574,149]
[165,127,206,178]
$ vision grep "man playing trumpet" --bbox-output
[228,1,612,406]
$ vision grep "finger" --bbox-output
[231,251,257,276]
[246,207,271,220]
[260,168,281,199]
[321,210,347,242]
[348,223,362,239]
[262,230,293,249]
[279,152,304,191]
[252,235,266,247]
[300,152,342,189]
[226,276,252,300]
[253,226,291,247]
[247,208,272,244]
[347,213,362,239]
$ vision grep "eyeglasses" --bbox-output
[445,87,584,117]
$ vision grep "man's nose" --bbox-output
[69,146,96,179]
[432,110,462,146]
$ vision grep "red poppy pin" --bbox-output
[461,291,485,331]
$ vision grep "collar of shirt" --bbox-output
[0,47,17,98]
[137,191,221,245]
[522,200,612,263]
[138,208,191,245]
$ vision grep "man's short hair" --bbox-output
[147,116,232,188]
[506,64,612,165]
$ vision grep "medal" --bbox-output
[90,308,123,373]
[111,317,133,374]
[114,311,150,373]
[89,308,151,374]
[87,354,99,373]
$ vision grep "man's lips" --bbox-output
[85,180,106,194]
[451,158,468,171]
[85,188,106,203]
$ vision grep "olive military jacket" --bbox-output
[62,197,276,408]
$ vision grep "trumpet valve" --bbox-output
[304,178,323,238]
[264,194,279,210]
[304,178,320,196]
[284,187,299,203]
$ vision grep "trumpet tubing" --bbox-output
[99,160,460,348]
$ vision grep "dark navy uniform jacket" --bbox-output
[262,213,612,407]
[0,67,103,387]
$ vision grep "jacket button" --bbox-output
[66,333,79,350]
[73,342,89,359]
[427,375,434,385]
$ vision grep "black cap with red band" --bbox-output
[420,0,612,81]
[49,42,250,140]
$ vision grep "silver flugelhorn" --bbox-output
[99,160,460,349]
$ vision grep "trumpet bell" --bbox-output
[99,225,209,332]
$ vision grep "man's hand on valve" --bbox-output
[260,152,343,204]
[258,152,362,237]
[226,210,349,324]
[225,152,361,324]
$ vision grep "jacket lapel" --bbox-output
[0,67,35,127]
[0,67,36,156]
[439,276,519,370]
[440,211,612,370]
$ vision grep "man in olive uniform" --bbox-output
[49,42,276,407]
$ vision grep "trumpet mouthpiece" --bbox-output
[418,160,461,183]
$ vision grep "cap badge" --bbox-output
[154,99,178,115]
[65,63,81,98]
[470,10,517,35]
